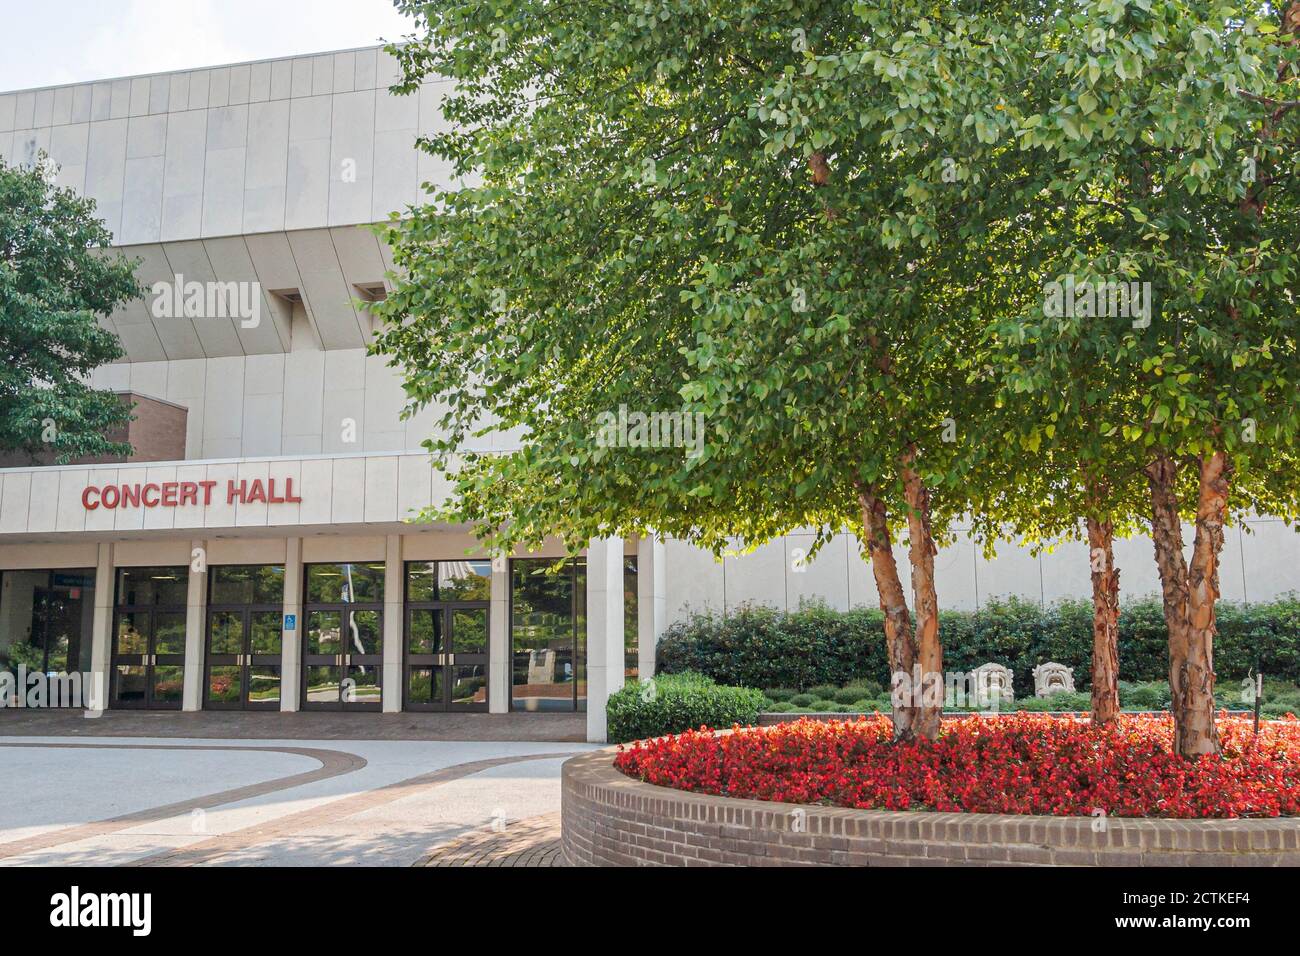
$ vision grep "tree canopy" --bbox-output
[373,0,1300,751]
[0,156,138,462]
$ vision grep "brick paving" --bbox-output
[416,812,564,867]
[0,708,586,742]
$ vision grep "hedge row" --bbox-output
[656,597,1300,695]
[606,671,765,744]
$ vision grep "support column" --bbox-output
[488,553,510,713]
[182,540,208,711]
[86,542,114,715]
[382,534,403,713]
[281,537,303,711]
[637,535,666,681]
[585,537,625,743]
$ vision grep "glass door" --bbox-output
[205,609,283,710]
[204,566,284,710]
[405,561,491,712]
[302,563,385,711]
[111,610,187,709]
[406,604,489,711]
[111,567,187,710]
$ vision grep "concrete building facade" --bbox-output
[1,47,1297,740]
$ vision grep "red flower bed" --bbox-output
[613,713,1300,818]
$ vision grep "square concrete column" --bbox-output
[382,534,403,713]
[281,537,303,711]
[86,542,115,715]
[585,537,626,743]
[182,540,208,711]
[637,535,666,680]
[488,554,510,713]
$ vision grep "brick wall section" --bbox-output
[0,392,187,467]
[561,749,1300,867]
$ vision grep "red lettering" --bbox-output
[247,479,267,504]
[81,486,100,510]
[227,479,245,505]
[141,484,160,507]
[267,478,285,504]
[101,485,120,509]
[121,484,141,508]
[284,477,302,503]
[199,480,217,505]
[179,482,199,506]
[161,482,178,506]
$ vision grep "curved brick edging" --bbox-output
[560,749,1300,867]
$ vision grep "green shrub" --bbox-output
[766,701,795,713]
[850,699,877,711]
[810,699,838,711]
[606,672,765,744]
[765,687,797,703]
[1120,680,1170,710]
[789,693,816,707]
[808,684,841,700]
[833,685,871,704]
[657,596,1300,692]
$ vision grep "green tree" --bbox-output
[0,156,138,461]
[374,0,1039,740]
[953,1,1300,753]
[373,1,1300,758]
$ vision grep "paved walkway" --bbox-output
[0,734,593,866]
[0,709,586,741]
[416,812,564,867]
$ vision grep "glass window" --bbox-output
[624,557,639,683]
[407,609,443,654]
[306,611,342,656]
[116,567,187,607]
[511,558,585,712]
[305,563,385,604]
[210,565,284,605]
[406,560,492,602]
[452,608,488,654]
[0,569,96,677]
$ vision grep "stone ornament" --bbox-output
[1033,662,1076,698]
[971,663,1014,705]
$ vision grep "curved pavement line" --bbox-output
[0,742,368,861]
[129,750,578,867]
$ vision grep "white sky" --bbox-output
[0,0,416,92]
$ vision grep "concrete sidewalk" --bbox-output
[0,734,596,866]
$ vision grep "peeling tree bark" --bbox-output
[901,449,942,741]
[1084,511,1121,727]
[1184,452,1230,756]
[858,484,918,741]
[1145,453,1223,758]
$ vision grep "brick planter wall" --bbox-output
[561,749,1300,867]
